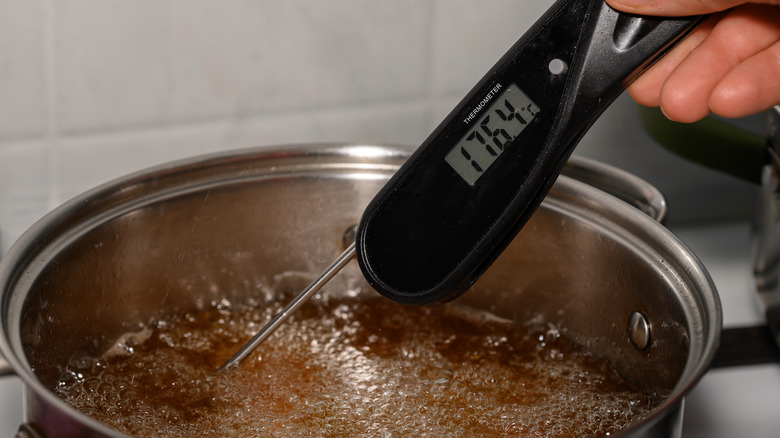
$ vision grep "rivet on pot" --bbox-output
[628,311,651,350]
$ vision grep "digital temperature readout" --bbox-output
[445,84,539,185]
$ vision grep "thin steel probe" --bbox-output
[217,242,357,372]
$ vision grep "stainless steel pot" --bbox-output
[0,144,720,437]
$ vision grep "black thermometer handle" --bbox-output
[356,0,703,305]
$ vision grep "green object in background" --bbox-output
[637,105,767,185]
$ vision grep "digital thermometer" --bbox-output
[219,0,702,370]
[356,0,702,305]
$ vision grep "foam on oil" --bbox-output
[55,295,657,437]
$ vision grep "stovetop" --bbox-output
[0,220,777,437]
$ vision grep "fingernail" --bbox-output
[659,105,674,121]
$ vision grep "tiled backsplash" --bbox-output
[0,0,758,254]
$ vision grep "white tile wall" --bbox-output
[0,1,47,139]
[0,0,758,254]
[430,0,551,94]
[0,142,50,250]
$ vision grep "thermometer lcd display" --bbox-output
[445,84,539,185]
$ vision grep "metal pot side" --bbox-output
[0,144,721,438]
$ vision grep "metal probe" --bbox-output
[217,242,356,372]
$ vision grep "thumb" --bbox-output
[606,0,778,16]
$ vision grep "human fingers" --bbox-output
[656,5,780,122]
[623,15,715,109]
[606,0,780,16]
[710,39,780,118]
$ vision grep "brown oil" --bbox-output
[55,295,656,437]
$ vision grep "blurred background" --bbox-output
[0,0,761,255]
[0,1,774,437]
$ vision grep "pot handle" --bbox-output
[562,155,669,224]
[16,424,46,438]
[711,325,780,368]
[16,424,43,438]
[0,246,16,377]
[0,240,15,376]
[638,105,768,184]
[0,355,12,377]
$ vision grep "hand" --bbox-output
[606,0,780,123]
